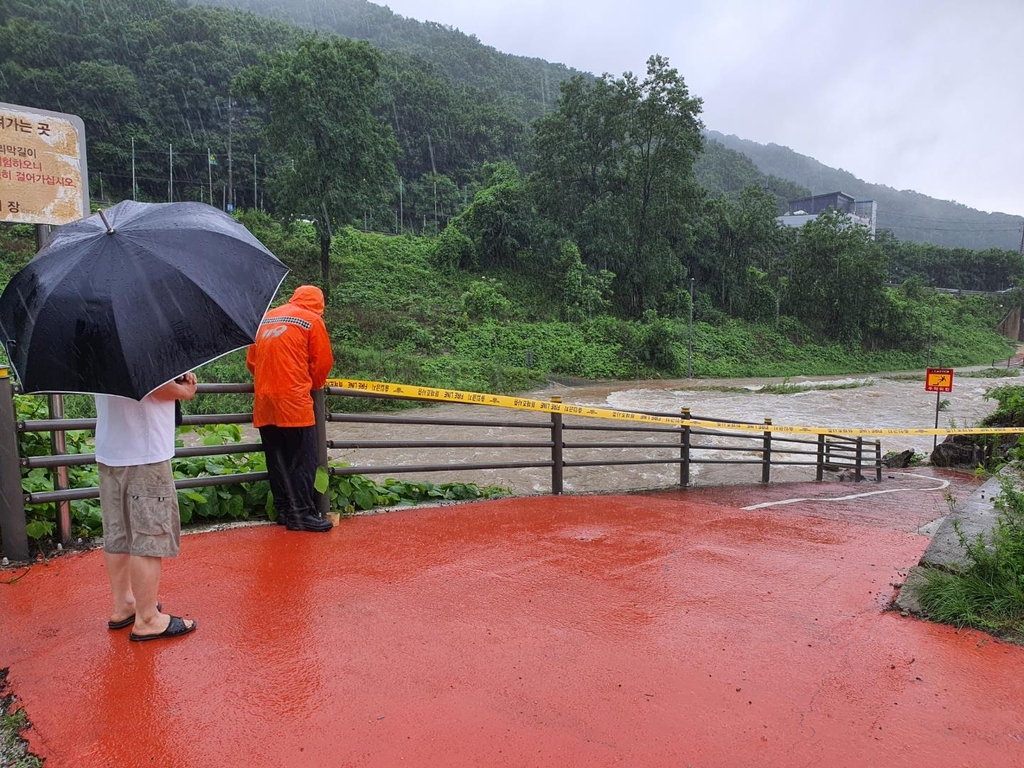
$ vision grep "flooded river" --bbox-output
[321,367,1021,495]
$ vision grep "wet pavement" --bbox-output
[2,468,1023,767]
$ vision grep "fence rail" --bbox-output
[0,377,882,561]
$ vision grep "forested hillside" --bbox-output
[194,0,580,122]
[709,131,1023,252]
[189,0,1023,251]
[0,0,800,222]
[1,0,1022,383]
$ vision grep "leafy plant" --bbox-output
[15,399,509,545]
[16,395,101,541]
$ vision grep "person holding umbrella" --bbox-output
[0,200,290,637]
[96,373,198,641]
[246,285,334,533]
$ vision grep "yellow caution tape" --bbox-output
[324,378,1024,438]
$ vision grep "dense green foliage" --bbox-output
[0,0,837,229]
[192,0,581,122]
[880,231,1024,292]
[694,139,809,209]
[532,57,704,317]
[234,34,398,284]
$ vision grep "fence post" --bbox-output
[761,418,772,483]
[680,407,691,488]
[550,397,563,495]
[815,434,825,481]
[875,440,882,482]
[48,395,72,546]
[313,388,330,516]
[855,437,864,482]
[0,370,29,561]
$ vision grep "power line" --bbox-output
[880,211,1024,223]
[881,223,1021,233]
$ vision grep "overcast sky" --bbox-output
[381,0,1024,219]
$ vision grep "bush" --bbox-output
[432,225,476,272]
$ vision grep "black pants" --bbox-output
[259,425,318,518]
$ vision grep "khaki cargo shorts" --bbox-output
[98,461,181,558]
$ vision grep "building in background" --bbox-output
[778,191,877,237]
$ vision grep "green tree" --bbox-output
[781,210,887,343]
[556,241,614,322]
[693,186,786,320]
[454,162,535,269]
[234,35,398,288]
[532,55,704,316]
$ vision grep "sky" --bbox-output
[380,0,1024,220]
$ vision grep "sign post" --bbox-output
[925,367,954,450]
[0,102,90,549]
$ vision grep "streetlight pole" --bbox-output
[688,277,695,379]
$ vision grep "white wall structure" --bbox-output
[777,192,876,237]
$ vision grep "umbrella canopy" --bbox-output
[0,200,289,400]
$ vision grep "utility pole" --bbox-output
[226,96,233,212]
[427,134,437,233]
[687,277,695,378]
[168,143,173,202]
[207,148,213,205]
[253,153,257,210]
[131,137,137,200]
[1019,220,1024,255]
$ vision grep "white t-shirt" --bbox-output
[94,394,176,466]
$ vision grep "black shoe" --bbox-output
[285,512,333,533]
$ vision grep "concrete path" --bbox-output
[2,469,1023,767]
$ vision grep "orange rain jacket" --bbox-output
[246,285,334,428]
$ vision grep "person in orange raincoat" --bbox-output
[246,285,334,532]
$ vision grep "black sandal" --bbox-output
[128,615,197,642]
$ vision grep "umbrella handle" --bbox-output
[98,209,114,234]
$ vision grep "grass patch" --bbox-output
[693,379,874,394]
[0,670,43,768]
[755,380,872,395]
[880,373,929,382]
[958,368,1022,379]
[916,472,1024,642]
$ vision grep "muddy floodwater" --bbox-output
[298,367,1023,496]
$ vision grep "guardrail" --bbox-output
[0,377,881,561]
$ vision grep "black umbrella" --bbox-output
[0,200,289,400]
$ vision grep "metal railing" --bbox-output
[0,378,882,561]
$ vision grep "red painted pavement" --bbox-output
[2,470,1023,767]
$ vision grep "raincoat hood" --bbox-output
[289,285,325,316]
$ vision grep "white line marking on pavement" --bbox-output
[740,472,951,510]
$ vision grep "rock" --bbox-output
[930,437,984,468]
[883,449,915,468]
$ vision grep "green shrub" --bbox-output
[918,473,1024,638]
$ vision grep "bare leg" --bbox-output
[104,551,136,624]
[129,555,194,636]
